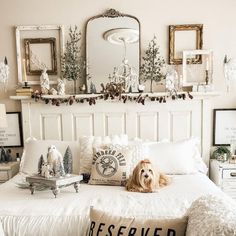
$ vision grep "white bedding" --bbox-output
[0,173,223,236]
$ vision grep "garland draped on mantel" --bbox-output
[32,91,193,106]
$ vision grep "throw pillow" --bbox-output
[186,194,236,236]
[146,138,201,174]
[79,134,128,175]
[88,207,187,236]
[89,145,132,186]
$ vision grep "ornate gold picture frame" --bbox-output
[169,24,203,65]
[24,37,57,75]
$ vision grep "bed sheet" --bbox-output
[0,173,223,236]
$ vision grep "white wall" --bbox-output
[0,0,236,127]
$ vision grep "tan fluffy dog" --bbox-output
[126,159,170,193]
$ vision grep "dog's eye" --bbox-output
[141,169,145,173]
[149,169,153,173]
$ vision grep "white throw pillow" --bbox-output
[20,138,80,175]
[186,194,236,236]
[89,145,133,186]
[79,134,128,174]
[146,138,201,174]
[89,207,187,236]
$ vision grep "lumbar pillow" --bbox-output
[88,207,187,236]
[89,145,132,186]
[20,138,80,175]
[186,194,236,236]
[146,138,201,174]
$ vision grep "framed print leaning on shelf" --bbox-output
[0,112,23,147]
[213,109,236,146]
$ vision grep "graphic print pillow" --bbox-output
[89,145,132,186]
[89,207,187,236]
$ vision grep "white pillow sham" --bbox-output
[146,138,207,174]
[20,138,80,175]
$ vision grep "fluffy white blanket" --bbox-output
[186,194,236,236]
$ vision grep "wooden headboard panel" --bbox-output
[17,94,214,164]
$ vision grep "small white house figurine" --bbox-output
[41,162,52,179]
[47,145,65,177]
[57,78,66,95]
[49,88,57,95]
[40,68,50,94]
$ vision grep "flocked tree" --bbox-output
[63,146,73,175]
[140,36,166,92]
[61,26,83,94]
[38,155,44,175]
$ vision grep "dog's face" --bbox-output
[135,160,159,190]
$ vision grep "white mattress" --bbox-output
[0,173,223,236]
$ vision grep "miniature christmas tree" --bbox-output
[0,147,7,163]
[63,146,73,175]
[53,160,65,177]
[38,155,44,175]
[61,26,83,94]
[140,36,166,92]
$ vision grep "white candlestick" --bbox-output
[22,59,27,82]
[206,57,209,71]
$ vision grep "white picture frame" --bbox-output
[15,25,65,85]
[182,49,213,87]
[213,109,236,146]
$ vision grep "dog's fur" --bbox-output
[126,159,170,193]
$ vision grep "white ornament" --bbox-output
[224,57,236,92]
[165,68,178,92]
[47,145,65,176]
[0,61,9,91]
[40,68,50,94]
[57,78,66,95]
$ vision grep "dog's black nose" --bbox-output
[144,174,149,178]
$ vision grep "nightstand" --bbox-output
[0,162,20,183]
[210,159,236,201]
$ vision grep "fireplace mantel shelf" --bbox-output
[10,91,220,101]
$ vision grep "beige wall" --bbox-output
[0,0,236,131]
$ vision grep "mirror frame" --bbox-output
[24,37,57,75]
[169,24,203,65]
[85,8,141,93]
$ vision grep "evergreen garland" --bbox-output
[61,26,83,94]
[140,36,166,92]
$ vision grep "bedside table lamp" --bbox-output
[0,104,7,128]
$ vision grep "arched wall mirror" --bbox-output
[86,9,140,93]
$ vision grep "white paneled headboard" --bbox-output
[13,93,217,165]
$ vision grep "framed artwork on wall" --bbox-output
[15,25,64,85]
[0,112,23,147]
[213,109,236,146]
[169,24,203,65]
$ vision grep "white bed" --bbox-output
[0,173,224,236]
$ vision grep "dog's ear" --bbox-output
[159,173,170,187]
[131,163,141,186]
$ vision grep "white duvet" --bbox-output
[0,173,223,236]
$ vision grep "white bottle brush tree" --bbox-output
[140,36,166,92]
[61,26,83,94]
[63,146,73,175]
